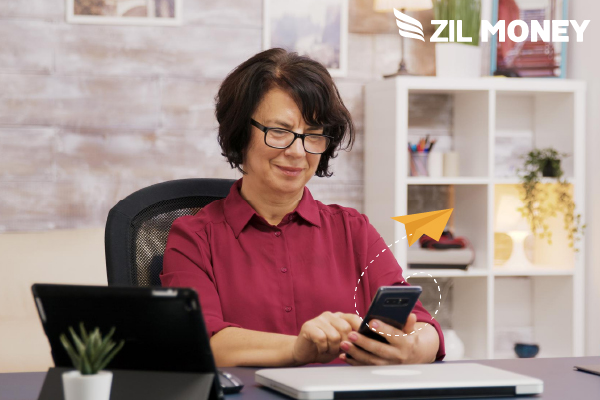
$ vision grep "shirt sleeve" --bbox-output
[160,216,242,337]
[362,214,446,362]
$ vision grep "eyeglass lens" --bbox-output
[266,129,329,154]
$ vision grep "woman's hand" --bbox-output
[291,312,362,365]
[339,313,439,365]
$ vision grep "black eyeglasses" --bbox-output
[250,118,333,155]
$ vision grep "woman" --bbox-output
[160,48,445,367]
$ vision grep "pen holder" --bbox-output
[409,152,429,177]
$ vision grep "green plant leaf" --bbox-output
[60,334,81,371]
[81,350,93,375]
[78,322,89,343]
[68,326,86,355]
[93,341,116,372]
[83,329,97,373]
[97,340,125,372]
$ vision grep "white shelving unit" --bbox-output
[364,77,586,360]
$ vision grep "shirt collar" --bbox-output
[224,178,321,238]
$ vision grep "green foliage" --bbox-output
[59,322,125,375]
[433,0,481,46]
[517,148,585,250]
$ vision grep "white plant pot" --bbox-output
[62,370,113,400]
[435,43,482,78]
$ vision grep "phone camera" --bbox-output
[384,298,409,306]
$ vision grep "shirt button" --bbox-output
[285,306,292,312]
[274,231,281,237]
[288,215,293,221]
[280,267,288,273]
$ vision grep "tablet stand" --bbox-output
[38,367,221,400]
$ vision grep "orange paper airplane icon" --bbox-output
[391,209,453,247]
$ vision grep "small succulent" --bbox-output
[60,322,125,375]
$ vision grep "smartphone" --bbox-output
[356,286,422,344]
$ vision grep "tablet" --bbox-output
[31,284,217,375]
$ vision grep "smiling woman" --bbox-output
[160,48,445,368]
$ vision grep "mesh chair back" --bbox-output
[105,178,236,286]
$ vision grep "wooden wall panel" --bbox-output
[0,75,161,129]
[0,0,64,21]
[0,127,57,181]
[0,21,55,73]
[160,78,221,130]
[55,24,261,78]
[55,128,239,182]
[184,0,262,27]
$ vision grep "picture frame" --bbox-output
[262,0,348,77]
[489,0,568,78]
[66,0,183,26]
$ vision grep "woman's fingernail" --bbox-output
[340,341,350,351]
[339,353,346,360]
[348,332,358,341]
[371,320,379,329]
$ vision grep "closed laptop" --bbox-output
[255,363,543,399]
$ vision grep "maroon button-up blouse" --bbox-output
[160,178,446,362]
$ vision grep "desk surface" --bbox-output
[2,356,599,400]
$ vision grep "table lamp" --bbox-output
[373,0,433,77]
[495,194,534,269]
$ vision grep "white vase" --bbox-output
[443,329,465,361]
[435,43,482,78]
[62,370,113,400]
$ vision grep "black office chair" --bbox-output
[105,178,236,287]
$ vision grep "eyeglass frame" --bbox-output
[250,118,334,155]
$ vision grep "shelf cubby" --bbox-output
[494,276,575,359]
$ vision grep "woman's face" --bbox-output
[244,87,323,196]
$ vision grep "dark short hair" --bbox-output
[215,48,355,178]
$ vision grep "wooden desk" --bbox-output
[2,356,599,400]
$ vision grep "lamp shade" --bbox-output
[495,195,530,232]
[373,0,433,12]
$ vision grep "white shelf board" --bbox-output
[493,268,574,277]
[407,177,489,185]
[405,268,488,278]
[386,76,586,93]
[493,177,575,185]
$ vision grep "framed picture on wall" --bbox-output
[66,0,183,26]
[263,0,348,77]
[490,0,568,78]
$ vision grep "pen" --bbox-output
[428,139,436,152]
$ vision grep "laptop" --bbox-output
[255,363,543,399]
[31,283,224,399]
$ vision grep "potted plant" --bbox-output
[518,148,585,250]
[433,0,482,78]
[60,322,125,400]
